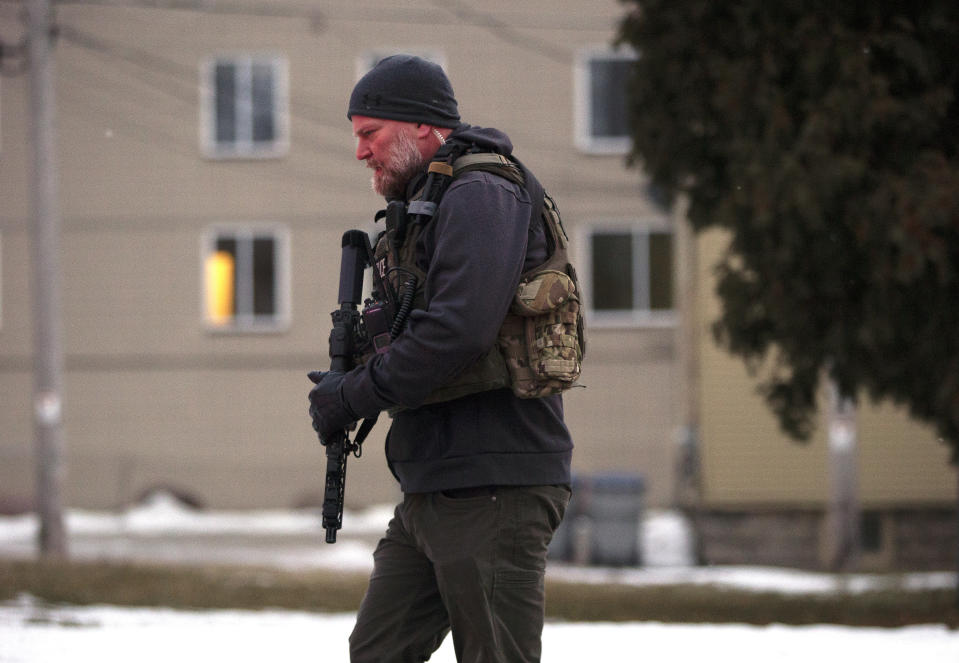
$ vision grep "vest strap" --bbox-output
[428,161,454,177]
[407,200,437,217]
[452,152,513,173]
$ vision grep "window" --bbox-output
[202,224,290,331]
[860,511,884,554]
[584,225,674,326]
[200,55,289,158]
[574,47,636,154]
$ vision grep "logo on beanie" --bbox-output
[362,93,382,108]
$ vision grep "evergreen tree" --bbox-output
[618,1,959,456]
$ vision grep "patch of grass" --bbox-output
[0,559,369,613]
[1,559,956,626]
[544,581,959,626]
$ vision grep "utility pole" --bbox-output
[825,377,859,572]
[673,195,705,565]
[27,0,67,558]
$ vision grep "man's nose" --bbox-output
[355,139,371,161]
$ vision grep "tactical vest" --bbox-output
[369,150,586,406]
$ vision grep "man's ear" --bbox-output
[414,123,434,140]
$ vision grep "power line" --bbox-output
[10,19,359,187]
[56,22,585,169]
[428,0,573,65]
[57,74,206,159]
[9,2,628,190]
[6,0,604,130]
[58,73,358,190]
[54,31,359,190]
[60,21,348,133]
[57,23,353,155]
[8,0,595,64]
[35,0,612,32]
[58,24,197,104]
[49,0,328,21]
[58,23,191,81]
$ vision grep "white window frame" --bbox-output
[355,49,448,81]
[574,46,637,154]
[580,221,676,328]
[200,223,291,333]
[200,54,289,159]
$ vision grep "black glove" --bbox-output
[307,370,359,443]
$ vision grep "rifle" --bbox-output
[320,230,374,543]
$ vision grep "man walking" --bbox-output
[308,54,575,663]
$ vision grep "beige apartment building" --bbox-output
[1,1,953,569]
[1,0,680,509]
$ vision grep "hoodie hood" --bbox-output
[447,124,513,156]
[398,124,514,200]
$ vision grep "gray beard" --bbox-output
[371,130,427,199]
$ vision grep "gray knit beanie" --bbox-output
[347,55,460,128]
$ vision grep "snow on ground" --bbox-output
[2,595,958,663]
[1,492,954,594]
[2,493,958,662]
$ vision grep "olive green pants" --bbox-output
[349,484,570,663]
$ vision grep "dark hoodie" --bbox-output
[342,125,573,493]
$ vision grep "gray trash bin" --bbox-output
[587,473,645,566]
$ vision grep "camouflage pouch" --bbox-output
[499,268,585,398]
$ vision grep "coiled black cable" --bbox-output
[390,277,417,339]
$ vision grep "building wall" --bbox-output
[695,228,956,508]
[1,1,682,510]
[696,507,957,571]
[693,228,957,569]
